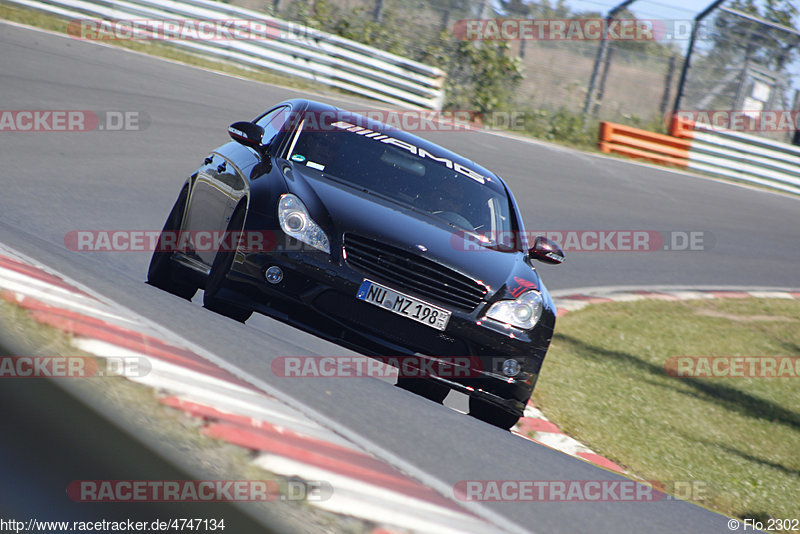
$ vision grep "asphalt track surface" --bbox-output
[2,21,798,533]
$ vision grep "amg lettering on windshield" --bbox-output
[331,120,487,184]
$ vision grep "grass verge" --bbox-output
[532,297,800,527]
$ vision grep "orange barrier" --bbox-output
[668,115,696,139]
[599,118,800,195]
[598,121,691,167]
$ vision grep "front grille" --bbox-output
[343,233,487,311]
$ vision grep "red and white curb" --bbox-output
[511,286,800,474]
[0,244,491,534]
[552,286,800,317]
[512,404,625,473]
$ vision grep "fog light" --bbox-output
[502,358,521,377]
[265,266,283,284]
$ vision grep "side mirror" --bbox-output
[228,121,265,153]
[528,235,565,265]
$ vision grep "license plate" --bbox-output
[356,279,451,331]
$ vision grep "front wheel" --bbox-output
[147,185,198,300]
[469,397,521,430]
[203,205,253,323]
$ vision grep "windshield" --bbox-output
[287,122,514,237]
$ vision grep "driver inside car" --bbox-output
[430,179,474,230]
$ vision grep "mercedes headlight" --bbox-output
[484,290,543,330]
[278,194,330,253]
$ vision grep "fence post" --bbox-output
[672,0,727,117]
[583,37,610,128]
[793,90,800,146]
[733,44,755,110]
[582,0,636,129]
[478,0,491,19]
[592,46,615,117]
[660,55,678,118]
[373,0,385,23]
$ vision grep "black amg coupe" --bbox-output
[147,99,564,429]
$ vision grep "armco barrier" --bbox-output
[5,0,446,110]
[671,119,800,196]
[598,122,690,168]
[599,119,800,196]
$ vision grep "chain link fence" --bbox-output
[677,6,800,144]
[228,0,798,143]
[511,38,681,126]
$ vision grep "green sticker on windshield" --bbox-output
[290,154,306,163]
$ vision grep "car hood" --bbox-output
[285,166,542,298]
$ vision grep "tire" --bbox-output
[469,397,521,430]
[146,185,198,300]
[395,377,450,403]
[203,204,253,323]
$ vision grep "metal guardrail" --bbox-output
[5,0,446,110]
[598,122,691,168]
[599,119,800,196]
[671,120,800,196]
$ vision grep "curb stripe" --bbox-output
[707,291,751,298]
[0,254,94,298]
[6,294,259,391]
[627,291,680,300]
[159,400,470,514]
[202,423,464,512]
[557,295,614,302]
[516,417,562,434]
[576,452,625,472]
[160,397,356,450]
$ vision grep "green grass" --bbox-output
[533,298,800,527]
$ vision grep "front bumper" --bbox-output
[220,248,554,416]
